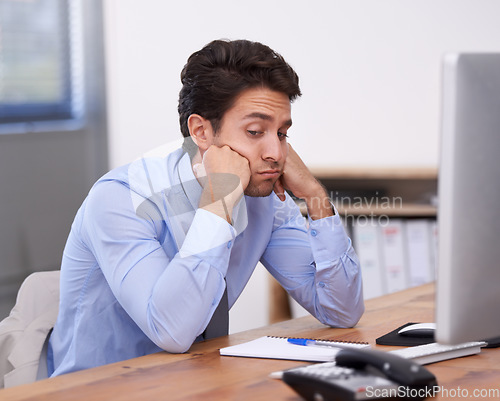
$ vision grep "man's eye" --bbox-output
[278,131,288,139]
[247,130,262,136]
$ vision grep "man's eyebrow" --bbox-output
[243,112,293,127]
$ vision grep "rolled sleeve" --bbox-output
[308,212,350,267]
[263,197,364,328]
[80,180,234,352]
[179,208,237,275]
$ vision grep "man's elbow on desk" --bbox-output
[153,335,194,355]
[336,301,365,328]
[317,296,365,329]
[144,318,199,354]
[314,279,365,328]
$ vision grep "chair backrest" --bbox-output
[0,270,60,388]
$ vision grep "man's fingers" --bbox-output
[192,163,206,178]
[202,145,251,190]
[273,178,286,201]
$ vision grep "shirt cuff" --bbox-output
[179,208,236,273]
[307,208,350,265]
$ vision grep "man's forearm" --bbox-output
[302,183,335,220]
[199,173,244,224]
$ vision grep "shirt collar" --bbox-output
[176,150,202,211]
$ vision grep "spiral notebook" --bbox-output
[219,336,370,362]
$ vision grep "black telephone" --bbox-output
[282,347,438,401]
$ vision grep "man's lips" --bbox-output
[257,169,281,178]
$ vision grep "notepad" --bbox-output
[219,336,370,362]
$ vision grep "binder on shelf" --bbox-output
[429,220,438,281]
[352,221,385,299]
[405,219,434,286]
[379,219,409,293]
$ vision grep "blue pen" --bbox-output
[287,338,348,349]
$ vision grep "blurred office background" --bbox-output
[1,0,499,333]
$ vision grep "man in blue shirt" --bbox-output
[48,39,364,376]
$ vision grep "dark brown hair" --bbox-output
[178,39,301,138]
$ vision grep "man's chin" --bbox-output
[243,182,275,198]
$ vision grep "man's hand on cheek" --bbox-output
[201,145,251,190]
[196,145,251,223]
[274,144,334,220]
[273,144,319,199]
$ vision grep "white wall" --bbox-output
[104,0,500,169]
[103,0,500,333]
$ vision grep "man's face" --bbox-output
[212,87,292,197]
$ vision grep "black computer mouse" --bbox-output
[398,323,436,338]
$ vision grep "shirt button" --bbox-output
[318,281,326,288]
[227,241,232,249]
[311,229,318,237]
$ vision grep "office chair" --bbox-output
[0,270,60,388]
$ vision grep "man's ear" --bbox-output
[187,114,213,151]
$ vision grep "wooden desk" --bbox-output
[1,284,499,401]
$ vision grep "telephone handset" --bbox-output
[282,347,438,400]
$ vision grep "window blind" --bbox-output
[0,0,81,125]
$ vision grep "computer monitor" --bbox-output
[435,53,500,345]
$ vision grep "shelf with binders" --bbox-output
[350,217,438,301]
[316,167,438,302]
[271,167,438,323]
[296,167,437,218]
[314,166,437,216]
[298,200,436,218]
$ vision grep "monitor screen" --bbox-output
[435,53,500,345]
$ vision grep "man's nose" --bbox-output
[262,133,284,162]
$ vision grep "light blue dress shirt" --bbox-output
[47,146,364,377]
